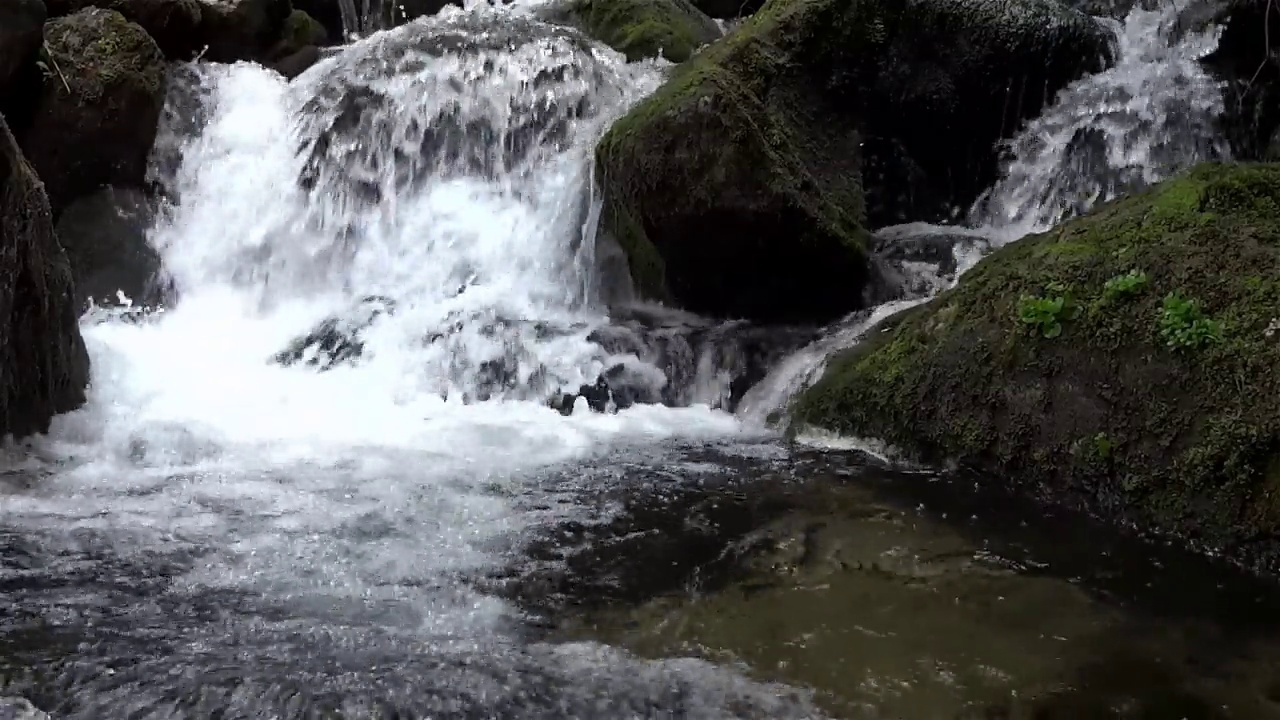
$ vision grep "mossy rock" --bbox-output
[595,0,1113,324]
[793,162,1280,570]
[565,0,722,62]
[46,0,204,59]
[269,8,328,59]
[20,8,167,216]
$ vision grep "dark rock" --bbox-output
[19,8,167,217]
[0,0,46,104]
[688,0,760,19]
[547,0,722,62]
[272,295,395,370]
[793,162,1280,573]
[1194,0,1280,162]
[45,0,204,59]
[272,44,322,80]
[0,113,90,439]
[55,186,163,311]
[866,222,992,303]
[196,0,291,62]
[596,0,1114,324]
[289,0,344,41]
[268,8,327,60]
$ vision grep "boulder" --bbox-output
[268,8,328,60]
[792,162,1280,571]
[19,8,166,217]
[0,0,46,103]
[595,0,1114,324]
[289,0,344,41]
[55,186,163,310]
[552,0,722,62]
[272,44,322,80]
[197,0,291,62]
[45,0,203,59]
[0,113,90,439]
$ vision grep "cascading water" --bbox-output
[0,8,826,717]
[750,0,1234,429]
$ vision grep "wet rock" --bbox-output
[272,44,322,80]
[272,295,395,370]
[0,0,46,104]
[866,222,992,303]
[45,0,204,59]
[1194,0,1280,162]
[0,113,90,439]
[547,0,722,62]
[794,162,1280,572]
[596,0,1114,324]
[55,186,163,311]
[19,8,166,217]
[267,8,327,60]
[196,0,291,62]
[294,16,610,208]
[289,0,344,40]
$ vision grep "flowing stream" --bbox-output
[3,1,1279,718]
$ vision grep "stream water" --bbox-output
[2,1,1278,718]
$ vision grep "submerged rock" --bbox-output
[595,0,1114,324]
[273,295,395,370]
[793,162,1280,571]
[19,8,167,217]
[0,113,90,439]
[548,0,722,62]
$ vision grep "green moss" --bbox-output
[793,162,1280,568]
[280,9,328,50]
[45,9,166,102]
[569,0,720,62]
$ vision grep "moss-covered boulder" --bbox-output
[268,8,328,60]
[793,162,1280,570]
[45,0,204,59]
[19,8,166,217]
[561,0,722,62]
[596,0,1113,324]
[0,112,90,438]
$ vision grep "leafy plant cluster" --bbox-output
[1017,282,1079,339]
[1102,269,1148,301]
[1159,292,1223,349]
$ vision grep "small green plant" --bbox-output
[1017,289,1079,339]
[1159,292,1223,349]
[1103,269,1148,301]
[1092,432,1114,460]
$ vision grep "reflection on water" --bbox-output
[513,445,1280,719]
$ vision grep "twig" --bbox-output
[42,40,71,94]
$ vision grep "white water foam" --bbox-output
[2,9,764,695]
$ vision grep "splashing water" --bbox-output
[0,9,838,716]
[750,0,1232,427]
[969,0,1230,240]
